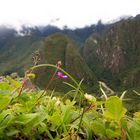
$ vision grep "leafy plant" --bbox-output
[0,64,139,139]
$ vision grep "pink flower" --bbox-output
[57,72,67,79]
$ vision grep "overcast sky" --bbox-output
[0,0,140,29]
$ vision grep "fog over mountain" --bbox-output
[0,15,134,41]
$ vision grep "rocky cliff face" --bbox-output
[83,17,140,89]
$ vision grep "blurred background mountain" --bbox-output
[0,15,140,91]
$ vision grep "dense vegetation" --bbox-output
[0,64,140,140]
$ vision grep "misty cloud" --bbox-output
[0,0,139,29]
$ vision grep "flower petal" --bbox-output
[57,71,67,79]
[57,72,63,77]
[62,75,67,79]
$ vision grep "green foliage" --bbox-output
[0,94,11,111]
[0,65,139,139]
[104,96,126,121]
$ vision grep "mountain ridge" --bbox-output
[83,16,140,89]
[0,15,140,91]
[33,32,96,91]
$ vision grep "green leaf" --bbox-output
[0,82,13,91]
[106,129,120,138]
[92,120,106,136]
[6,129,19,136]
[134,112,140,121]
[23,112,47,133]
[104,96,127,121]
[128,121,140,140]
[49,112,61,127]
[38,122,47,134]
[38,122,54,140]
[0,113,13,131]
[0,110,11,123]
[14,113,38,125]
[6,76,21,88]
[0,94,11,111]
[61,103,74,124]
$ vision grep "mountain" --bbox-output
[0,27,96,91]
[0,35,43,75]
[0,24,98,76]
[33,33,96,91]
[83,16,140,90]
[0,15,140,91]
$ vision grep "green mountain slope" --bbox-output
[83,17,140,89]
[33,33,96,91]
[0,36,44,75]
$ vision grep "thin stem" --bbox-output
[45,67,58,91]
[31,64,80,88]
[77,107,85,132]
[18,69,33,96]
[71,103,93,124]
[35,67,58,104]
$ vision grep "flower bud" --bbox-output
[84,93,93,101]
[57,61,62,67]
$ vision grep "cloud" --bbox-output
[0,0,139,28]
